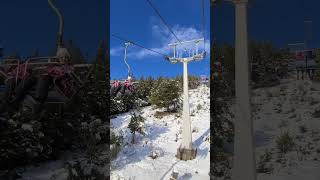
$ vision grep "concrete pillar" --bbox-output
[181,60,192,149]
[176,59,196,160]
[233,1,257,180]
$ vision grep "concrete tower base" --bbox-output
[176,147,197,161]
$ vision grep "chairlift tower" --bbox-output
[232,0,257,180]
[214,0,256,179]
[166,38,206,161]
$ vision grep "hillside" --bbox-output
[111,85,210,180]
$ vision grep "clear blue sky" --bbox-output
[213,0,318,49]
[0,0,106,60]
[110,0,210,80]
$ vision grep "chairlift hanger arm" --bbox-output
[48,0,64,47]
[124,42,131,78]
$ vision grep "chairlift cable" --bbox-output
[201,0,206,51]
[111,34,169,58]
[145,0,188,52]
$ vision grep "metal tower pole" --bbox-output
[233,0,257,180]
[167,39,205,161]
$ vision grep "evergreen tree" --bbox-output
[150,78,181,112]
[128,112,145,144]
[93,41,106,81]
[135,76,155,104]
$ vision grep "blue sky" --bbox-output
[0,0,106,60]
[110,0,210,80]
[213,0,318,49]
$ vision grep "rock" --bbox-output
[170,171,179,180]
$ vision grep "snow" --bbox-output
[110,85,210,180]
[13,77,320,179]
[251,78,320,180]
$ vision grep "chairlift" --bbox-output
[0,0,94,114]
[110,42,135,97]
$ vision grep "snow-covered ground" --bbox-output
[110,85,210,180]
[13,77,320,180]
[252,78,320,180]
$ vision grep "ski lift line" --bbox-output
[201,0,206,50]
[145,0,187,52]
[111,34,169,57]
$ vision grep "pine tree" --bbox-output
[93,41,106,81]
[128,112,145,144]
[135,76,155,104]
[150,78,181,112]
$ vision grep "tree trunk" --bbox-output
[131,132,135,144]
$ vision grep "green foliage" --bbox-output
[174,75,201,89]
[110,92,136,115]
[128,113,145,144]
[135,76,155,103]
[149,78,182,112]
[276,131,295,154]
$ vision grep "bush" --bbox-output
[276,132,295,153]
[196,104,202,111]
[110,131,123,160]
[150,79,181,112]
[257,149,273,173]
